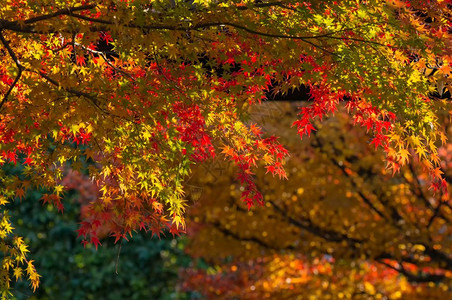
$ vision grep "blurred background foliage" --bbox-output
[181,103,452,299]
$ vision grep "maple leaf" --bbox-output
[397,148,410,165]
[15,188,25,200]
[249,124,262,136]
[23,155,33,165]
[438,64,451,75]
[90,236,102,250]
[13,267,23,281]
[221,145,235,157]
[370,137,382,150]
[431,167,443,179]
[76,55,86,66]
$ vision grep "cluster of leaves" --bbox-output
[0,165,40,297]
[5,164,192,299]
[182,103,452,299]
[0,0,451,295]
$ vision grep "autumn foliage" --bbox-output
[182,104,452,299]
[0,0,451,297]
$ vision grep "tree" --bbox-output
[181,103,452,299]
[0,0,450,296]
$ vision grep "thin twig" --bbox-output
[37,71,100,106]
[115,237,123,274]
[74,42,136,81]
[0,31,24,109]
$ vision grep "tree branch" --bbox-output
[377,260,445,283]
[0,4,96,33]
[427,200,443,228]
[65,14,341,57]
[268,199,362,245]
[35,71,116,118]
[74,42,136,82]
[23,4,97,25]
[1,5,392,57]
[311,132,389,221]
[407,162,434,210]
[421,244,452,270]
[209,220,294,251]
[0,31,24,110]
